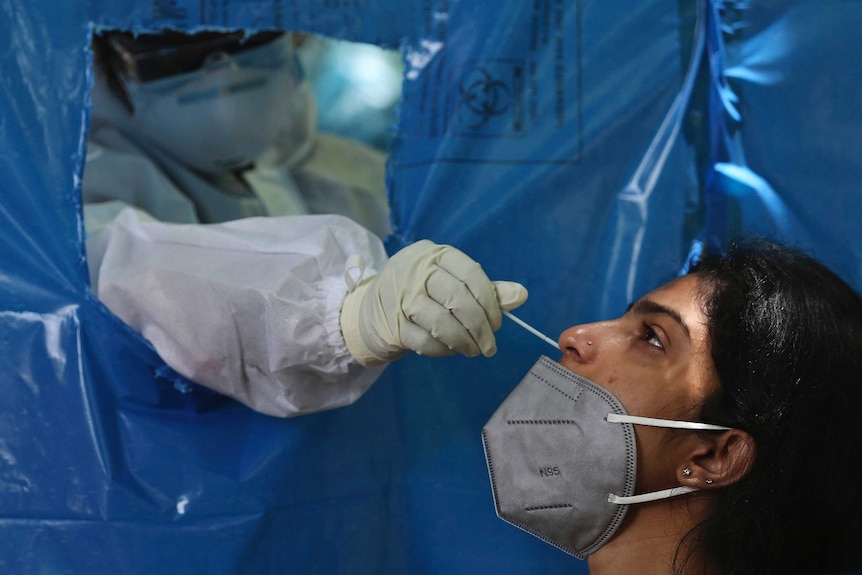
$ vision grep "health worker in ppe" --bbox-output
[84,30,390,235]
[483,240,862,575]
[82,30,528,418]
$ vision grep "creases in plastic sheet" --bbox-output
[707,0,742,123]
[1,4,92,303]
[606,0,707,303]
[690,0,747,256]
[722,16,788,85]
[696,0,809,257]
[0,307,100,514]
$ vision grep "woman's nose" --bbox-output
[559,323,601,364]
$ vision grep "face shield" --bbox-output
[105,30,287,83]
[103,31,306,174]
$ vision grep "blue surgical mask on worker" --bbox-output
[117,34,303,174]
[481,356,730,559]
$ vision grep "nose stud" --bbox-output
[682,468,692,476]
[586,341,592,346]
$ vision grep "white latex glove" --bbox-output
[340,240,528,366]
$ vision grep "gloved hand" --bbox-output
[340,240,528,366]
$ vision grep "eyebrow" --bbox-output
[628,298,691,341]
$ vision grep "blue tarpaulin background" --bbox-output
[1,0,860,573]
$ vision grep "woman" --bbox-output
[484,239,862,574]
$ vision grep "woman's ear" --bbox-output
[678,430,756,489]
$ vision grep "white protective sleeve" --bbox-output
[86,207,388,417]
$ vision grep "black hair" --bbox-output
[679,239,862,575]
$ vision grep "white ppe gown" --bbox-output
[83,69,393,417]
[87,208,388,418]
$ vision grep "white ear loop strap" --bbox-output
[607,413,732,431]
[605,413,732,505]
[608,486,697,505]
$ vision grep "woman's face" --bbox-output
[557,273,719,492]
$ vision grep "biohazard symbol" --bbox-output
[456,67,510,129]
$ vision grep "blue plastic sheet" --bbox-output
[1,0,861,573]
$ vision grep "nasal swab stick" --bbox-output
[503,311,560,350]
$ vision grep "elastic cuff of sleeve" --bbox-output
[319,275,358,372]
[339,281,390,367]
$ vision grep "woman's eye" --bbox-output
[643,325,664,350]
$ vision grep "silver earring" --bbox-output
[682,468,692,476]
[705,478,713,484]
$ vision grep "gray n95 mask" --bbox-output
[481,356,729,559]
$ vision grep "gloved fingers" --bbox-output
[404,292,487,357]
[423,269,498,355]
[399,321,456,358]
[433,247,501,329]
[495,281,528,311]
[391,239,437,263]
